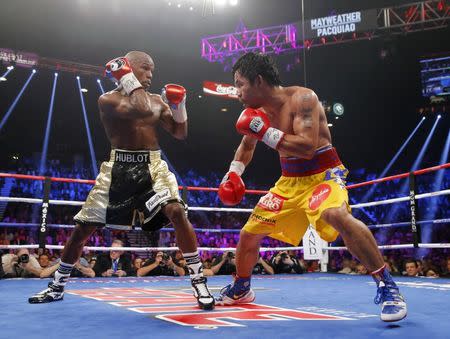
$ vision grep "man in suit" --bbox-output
[93,239,134,277]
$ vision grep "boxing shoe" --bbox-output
[191,276,215,310]
[372,267,407,322]
[215,276,255,306]
[28,282,64,304]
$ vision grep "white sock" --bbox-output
[183,251,203,280]
[53,261,73,287]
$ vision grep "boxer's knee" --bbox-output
[239,230,264,250]
[322,203,352,232]
[163,202,188,227]
[71,223,97,243]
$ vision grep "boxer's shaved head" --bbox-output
[125,51,154,68]
[125,51,154,89]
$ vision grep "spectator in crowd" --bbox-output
[327,258,339,273]
[384,260,401,276]
[356,263,368,275]
[306,260,320,273]
[442,258,450,278]
[424,266,440,278]
[252,255,274,275]
[338,258,356,274]
[271,251,303,274]
[132,257,143,274]
[1,249,42,278]
[89,258,97,269]
[93,240,134,277]
[40,258,95,278]
[212,251,237,275]
[416,260,425,276]
[171,254,225,277]
[404,259,421,277]
[137,251,185,277]
[38,254,51,268]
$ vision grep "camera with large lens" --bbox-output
[280,253,288,260]
[18,253,29,264]
[162,253,170,261]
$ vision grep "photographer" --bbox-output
[212,251,237,276]
[1,249,42,278]
[252,254,274,275]
[40,257,95,279]
[137,251,185,277]
[271,251,303,274]
[93,239,133,277]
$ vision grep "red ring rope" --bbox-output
[0,162,448,194]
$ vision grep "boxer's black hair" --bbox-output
[232,52,281,87]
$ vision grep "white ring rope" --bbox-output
[1,243,449,252]
[0,188,448,211]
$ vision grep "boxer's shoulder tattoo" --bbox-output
[300,92,314,114]
[303,114,313,127]
[301,93,313,102]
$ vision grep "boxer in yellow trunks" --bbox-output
[216,52,406,322]
[244,145,348,246]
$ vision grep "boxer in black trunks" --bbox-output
[28,51,214,310]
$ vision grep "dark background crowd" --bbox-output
[1,158,449,280]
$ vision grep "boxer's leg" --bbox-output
[163,202,215,310]
[321,203,407,322]
[216,230,266,305]
[29,223,98,304]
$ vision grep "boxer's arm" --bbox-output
[276,89,320,159]
[98,91,153,119]
[233,135,258,166]
[159,99,188,140]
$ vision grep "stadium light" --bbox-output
[39,72,59,175]
[76,76,98,177]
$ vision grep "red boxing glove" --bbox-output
[218,172,245,206]
[162,84,187,123]
[105,57,142,95]
[218,161,246,206]
[236,108,285,150]
[105,57,132,81]
[163,84,186,104]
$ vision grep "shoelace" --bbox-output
[193,278,211,298]
[36,288,51,296]
[374,281,401,304]
[219,284,232,297]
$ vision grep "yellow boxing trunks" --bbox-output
[243,145,350,245]
[74,149,185,231]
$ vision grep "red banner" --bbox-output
[203,80,238,100]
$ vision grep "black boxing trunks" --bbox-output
[74,149,186,231]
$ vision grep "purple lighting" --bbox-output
[201,23,300,63]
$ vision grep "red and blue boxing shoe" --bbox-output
[215,275,256,306]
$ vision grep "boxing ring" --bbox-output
[0,163,449,338]
[1,274,449,338]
